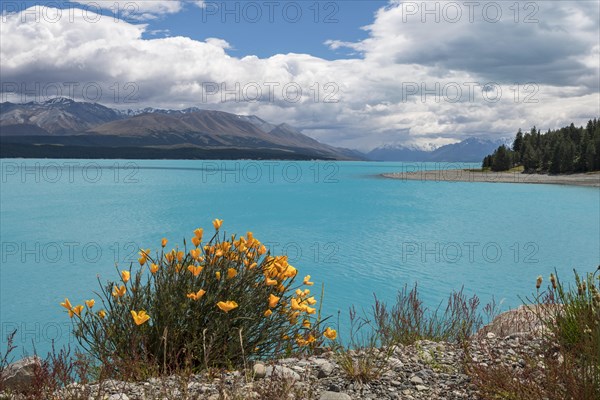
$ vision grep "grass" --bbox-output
[467,166,525,173]
[467,268,600,400]
[333,285,497,384]
[333,306,393,384]
[372,284,496,346]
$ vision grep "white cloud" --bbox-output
[72,1,186,20]
[1,2,598,151]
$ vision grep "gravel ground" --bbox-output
[381,170,600,187]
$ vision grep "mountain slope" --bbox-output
[0,99,358,160]
[367,138,506,162]
[0,98,123,135]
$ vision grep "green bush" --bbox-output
[60,220,335,377]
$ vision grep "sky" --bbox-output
[1,0,599,150]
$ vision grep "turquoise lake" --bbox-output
[1,159,599,356]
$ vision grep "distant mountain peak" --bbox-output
[121,106,205,117]
[44,97,76,105]
[367,137,507,162]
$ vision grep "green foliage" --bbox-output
[61,223,329,378]
[491,145,512,171]
[482,118,600,173]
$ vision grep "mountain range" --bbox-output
[0,98,505,162]
[366,138,508,163]
[0,98,361,160]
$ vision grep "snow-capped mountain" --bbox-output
[367,137,508,162]
[0,98,361,160]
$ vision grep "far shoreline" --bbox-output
[381,169,600,188]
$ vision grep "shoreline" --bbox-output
[381,169,600,188]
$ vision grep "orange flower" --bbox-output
[264,310,273,317]
[131,310,150,326]
[192,236,201,247]
[176,251,184,262]
[138,249,150,265]
[215,271,221,280]
[187,289,206,301]
[98,310,106,319]
[213,219,223,230]
[305,306,316,315]
[258,245,267,255]
[70,305,84,318]
[306,296,317,305]
[165,252,174,263]
[303,275,314,286]
[150,263,159,274]
[187,265,203,277]
[302,320,311,328]
[85,299,95,309]
[283,265,297,278]
[291,298,304,311]
[268,294,280,308]
[323,327,337,340]
[60,298,72,311]
[112,285,126,298]
[227,268,237,279]
[161,238,168,248]
[265,277,278,286]
[194,228,204,240]
[121,270,130,283]
[217,300,238,313]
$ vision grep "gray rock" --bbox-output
[252,362,266,379]
[265,365,300,381]
[319,391,352,400]
[420,351,434,363]
[416,385,429,391]
[410,375,424,385]
[0,356,40,392]
[388,357,404,369]
[328,383,341,392]
[108,394,130,400]
[317,361,335,378]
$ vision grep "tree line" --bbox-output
[482,119,600,173]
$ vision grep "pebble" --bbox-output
[252,362,266,379]
[319,391,352,400]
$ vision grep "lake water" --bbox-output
[1,159,598,356]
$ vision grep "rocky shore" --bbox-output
[381,170,600,187]
[0,308,552,399]
[40,334,543,400]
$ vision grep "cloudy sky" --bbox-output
[1,0,598,150]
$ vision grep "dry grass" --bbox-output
[467,268,600,400]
